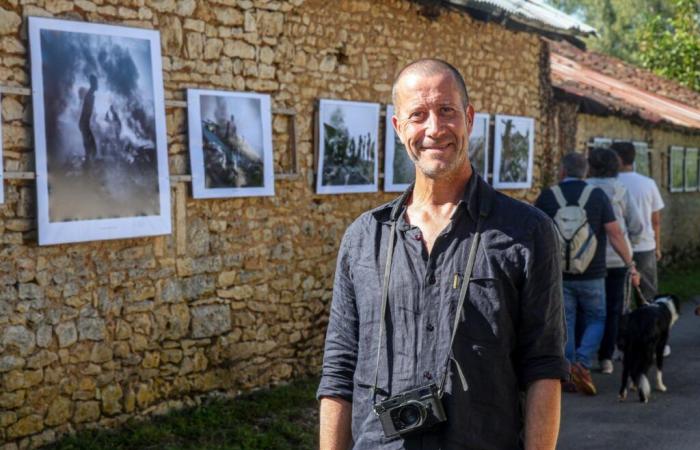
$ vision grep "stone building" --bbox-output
[548,39,700,263]
[0,0,590,447]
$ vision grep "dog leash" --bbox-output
[622,270,649,314]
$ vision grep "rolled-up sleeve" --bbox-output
[317,231,359,401]
[515,216,570,388]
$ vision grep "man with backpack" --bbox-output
[535,152,640,395]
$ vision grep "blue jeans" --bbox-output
[563,278,606,369]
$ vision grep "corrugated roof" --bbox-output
[550,52,700,130]
[445,0,596,37]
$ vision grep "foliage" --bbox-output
[637,0,700,92]
[43,378,320,450]
[659,261,700,303]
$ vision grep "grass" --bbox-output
[659,261,700,304]
[43,378,320,450]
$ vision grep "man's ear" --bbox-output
[391,113,404,144]
[466,104,475,136]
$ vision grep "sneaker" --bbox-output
[571,362,597,395]
[600,359,613,374]
[663,345,671,357]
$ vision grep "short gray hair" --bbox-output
[391,58,469,113]
[561,152,588,178]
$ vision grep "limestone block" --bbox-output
[161,15,183,55]
[77,318,106,341]
[36,325,52,348]
[184,18,205,32]
[149,0,176,13]
[191,304,231,338]
[256,10,284,36]
[30,430,56,448]
[259,46,275,65]
[217,270,237,287]
[185,32,204,59]
[2,325,35,356]
[101,384,123,416]
[124,388,136,413]
[161,349,183,364]
[182,275,215,300]
[142,351,160,369]
[213,7,243,25]
[6,415,43,439]
[115,320,132,340]
[73,401,100,423]
[44,396,71,427]
[157,278,182,303]
[26,350,58,369]
[0,8,21,36]
[0,356,25,372]
[90,343,113,364]
[0,411,16,427]
[135,384,154,408]
[1,97,23,121]
[204,38,223,59]
[223,40,256,59]
[55,322,77,348]
[0,391,25,409]
[3,370,24,391]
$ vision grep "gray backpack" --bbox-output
[551,184,598,274]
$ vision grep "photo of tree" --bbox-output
[493,115,534,189]
[187,89,273,199]
[384,104,414,192]
[669,146,685,193]
[29,17,170,245]
[469,113,490,178]
[633,141,651,177]
[684,147,698,192]
[316,99,379,194]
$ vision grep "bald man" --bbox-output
[317,59,568,449]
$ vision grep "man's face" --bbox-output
[392,71,474,179]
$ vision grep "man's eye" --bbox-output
[441,107,455,114]
[409,111,424,120]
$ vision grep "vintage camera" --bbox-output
[373,383,447,438]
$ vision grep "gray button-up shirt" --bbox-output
[318,174,568,449]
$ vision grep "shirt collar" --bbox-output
[372,167,486,225]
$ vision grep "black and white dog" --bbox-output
[617,294,680,403]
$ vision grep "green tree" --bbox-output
[637,0,700,91]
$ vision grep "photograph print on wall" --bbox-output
[29,17,170,245]
[684,147,698,192]
[187,89,274,199]
[317,99,379,195]
[469,113,490,179]
[0,92,4,204]
[669,146,685,193]
[384,104,414,192]
[633,141,651,178]
[493,114,534,189]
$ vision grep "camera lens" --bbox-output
[398,404,421,427]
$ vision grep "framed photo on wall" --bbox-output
[685,147,699,192]
[29,17,170,245]
[187,89,274,199]
[383,104,414,192]
[632,141,651,178]
[316,99,379,195]
[469,113,490,179]
[668,146,685,193]
[493,115,534,189]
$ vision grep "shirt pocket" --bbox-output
[455,277,503,346]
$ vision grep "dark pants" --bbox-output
[633,250,658,301]
[598,267,627,361]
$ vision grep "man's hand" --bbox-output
[525,379,561,450]
[656,247,662,261]
[319,396,352,450]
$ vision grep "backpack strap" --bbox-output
[551,185,568,208]
[577,184,595,208]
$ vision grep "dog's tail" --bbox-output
[637,374,651,401]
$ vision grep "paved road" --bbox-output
[558,302,700,450]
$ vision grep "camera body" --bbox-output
[373,383,447,438]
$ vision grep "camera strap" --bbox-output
[371,178,492,405]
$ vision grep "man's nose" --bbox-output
[425,110,445,137]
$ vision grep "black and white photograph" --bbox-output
[187,89,273,198]
[469,113,490,179]
[493,115,535,189]
[316,99,379,194]
[29,17,170,245]
[669,146,685,193]
[685,147,698,192]
[0,93,4,204]
[383,104,414,192]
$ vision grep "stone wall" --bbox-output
[0,0,551,447]
[574,113,700,263]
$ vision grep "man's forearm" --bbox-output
[320,396,352,450]
[652,211,662,259]
[525,379,561,450]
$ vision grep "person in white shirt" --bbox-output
[611,142,665,301]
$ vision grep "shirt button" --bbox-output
[426,324,434,332]
[423,371,432,380]
[414,232,422,241]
